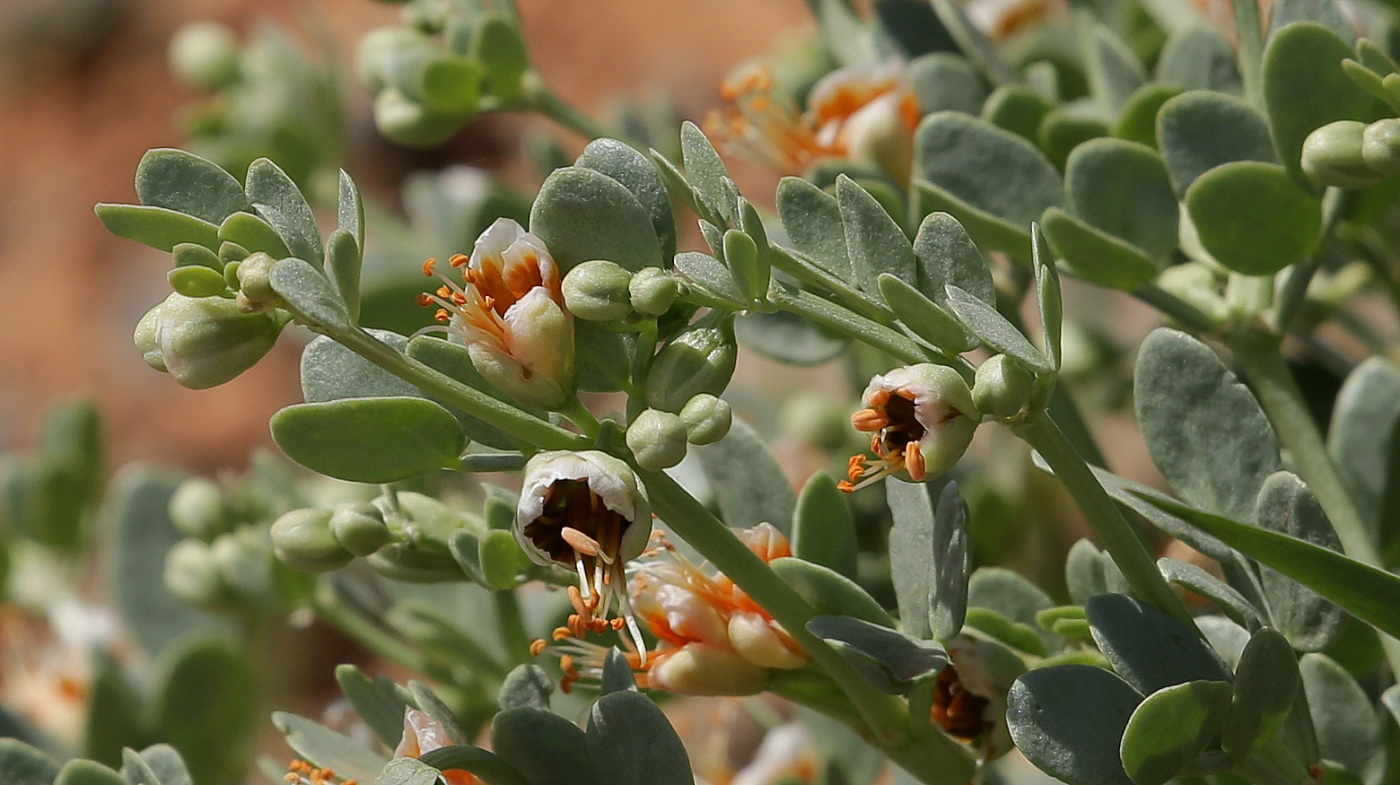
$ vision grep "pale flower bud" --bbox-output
[146,292,284,389]
[648,643,770,696]
[562,259,634,322]
[625,408,688,470]
[728,611,806,670]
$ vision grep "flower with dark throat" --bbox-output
[841,364,980,492]
[514,450,653,658]
[417,217,574,408]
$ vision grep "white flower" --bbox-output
[514,450,652,656]
[419,218,574,408]
[841,363,980,492]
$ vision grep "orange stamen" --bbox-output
[422,259,437,277]
[851,408,889,431]
[905,441,926,482]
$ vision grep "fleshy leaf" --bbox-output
[771,557,894,628]
[270,397,465,483]
[498,665,553,712]
[1301,653,1385,785]
[913,112,1064,256]
[680,121,737,225]
[693,418,795,535]
[887,478,937,639]
[838,175,916,293]
[149,636,256,785]
[1223,628,1299,757]
[1252,472,1346,651]
[807,615,948,694]
[912,211,994,305]
[930,482,971,640]
[776,177,850,280]
[1186,161,1322,276]
[1064,139,1179,261]
[1086,594,1230,695]
[492,708,599,785]
[1041,208,1159,291]
[577,138,677,262]
[95,204,221,252]
[586,692,692,785]
[1157,27,1242,95]
[1158,557,1263,630]
[529,167,663,273]
[1134,328,1281,521]
[334,665,410,747]
[734,311,848,366]
[136,148,251,225]
[1120,680,1232,785]
[0,740,61,785]
[944,285,1052,373]
[270,257,351,331]
[1007,665,1142,785]
[1087,24,1147,114]
[1328,357,1400,543]
[792,472,859,580]
[302,331,418,403]
[246,158,322,268]
[273,715,387,784]
[1156,91,1278,195]
[1264,23,1375,183]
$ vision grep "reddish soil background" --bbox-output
[0,0,811,471]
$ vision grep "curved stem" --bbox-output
[639,469,977,785]
[494,590,533,664]
[521,73,618,142]
[1014,415,1198,631]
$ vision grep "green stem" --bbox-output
[561,398,601,437]
[495,590,533,664]
[521,73,618,142]
[639,469,977,785]
[1231,0,1266,112]
[1226,327,1400,675]
[1014,416,1198,631]
[332,326,588,451]
[627,321,658,423]
[1133,283,1222,334]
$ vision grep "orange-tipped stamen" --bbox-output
[851,408,889,431]
[905,440,926,482]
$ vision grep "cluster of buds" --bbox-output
[842,364,980,492]
[536,523,805,696]
[707,61,919,180]
[418,218,575,409]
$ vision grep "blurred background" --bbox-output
[0,0,813,471]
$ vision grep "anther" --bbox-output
[421,259,437,277]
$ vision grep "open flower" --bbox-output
[706,61,918,180]
[515,450,653,657]
[418,218,574,408]
[932,634,1023,762]
[538,523,805,696]
[841,364,980,492]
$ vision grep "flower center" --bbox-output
[930,667,991,742]
[841,388,930,491]
[523,479,628,567]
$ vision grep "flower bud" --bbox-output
[270,508,354,573]
[644,315,738,413]
[972,354,1037,418]
[728,612,806,670]
[165,539,228,607]
[212,529,275,605]
[374,87,467,149]
[626,409,689,470]
[628,268,680,316]
[147,292,284,389]
[843,364,980,491]
[679,394,732,445]
[134,304,167,373]
[168,21,241,92]
[1302,120,1382,187]
[234,251,278,305]
[329,501,393,557]
[168,478,231,542]
[842,91,916,183]
[1363,118,1400,176]
[562,260,634,322]
[648,644,769,696]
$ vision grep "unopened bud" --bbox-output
[235,252,277,305]
[165,539,228,607]
[644,315,738,413]
[679,394,732,445]
[972,354,1036,418]
[270,508,354,572]
[648,643,770,696]
[146,292,284,389]
[562,260,634,322]
[329,502,393,557]
[374,88,466,149]
[628,268,680,316]
[626,409,689,470]
[1363,118,1400,176]
[169,478,231,541]
[1302,120,1382,187]
[168,21,241,92]
[728,612,805,669]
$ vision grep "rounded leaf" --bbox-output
[1120,680,1232,785]
[529,166,663,273]
[270,397,465,483]
[1185,161,1321,275]
[1007,665,1142,785]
